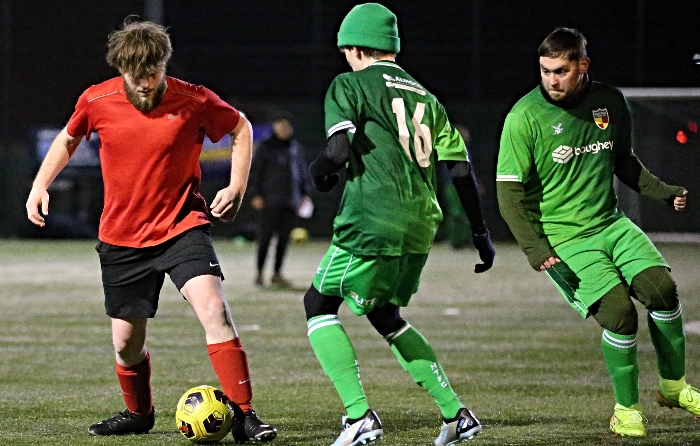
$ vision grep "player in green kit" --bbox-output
[303,3,495,446]
[497,27,697,437]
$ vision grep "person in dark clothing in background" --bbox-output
[249,116,313,287]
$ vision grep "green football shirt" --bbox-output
[324,60,467,256]
[497,82,633,249]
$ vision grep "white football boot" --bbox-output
[434,408,482,446]
[331,409,383,446]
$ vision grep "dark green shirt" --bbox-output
[324,61,467,255]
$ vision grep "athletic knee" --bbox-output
[366,304,405,337]
[194,296,230,328]
[590,284,638,335]
[599,314,637,336]
[631,266,678,311]
[114,342,147,366]
[111,319,148,364]
[304,286,342,320]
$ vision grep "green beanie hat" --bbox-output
[337,3,400,53]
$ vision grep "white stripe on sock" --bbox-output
[386,323,412,341]
[603,330,637,349]
[650,304,682,322]
[307,316,340,336]
[308,314,338,327]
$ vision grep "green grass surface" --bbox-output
[1,239,699,445]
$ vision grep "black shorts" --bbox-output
[96,227,224,318]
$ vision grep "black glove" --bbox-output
[472,229,495,273]
[311,173,340,193]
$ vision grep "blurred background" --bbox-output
[1,0,698,242]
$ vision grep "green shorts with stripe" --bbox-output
[312,244,429,316]
[545,217,668,318]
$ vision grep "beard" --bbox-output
[124,77,167,112]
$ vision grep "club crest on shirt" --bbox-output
[592,108,609,130]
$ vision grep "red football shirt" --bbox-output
[66,76,240,248]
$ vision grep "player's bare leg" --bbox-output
[88,317,154,435]
[181,275,277,443]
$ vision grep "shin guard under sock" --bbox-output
[308,315,368,419]
[116,352,153,415]
[208,338,253,411]
[602,330,639,407]
[387,323,463,419]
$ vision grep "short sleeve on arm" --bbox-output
[201,87,240,143]
[612,91,633,160]
[324,76,358,138]
[496,111,534,183]
[433,103,468,162]
[66,90,91,139]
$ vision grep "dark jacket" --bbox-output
[249,134,313,209]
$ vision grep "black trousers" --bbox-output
[257,206,297,273]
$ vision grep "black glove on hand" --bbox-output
[472,229,495,273]
[311,173,340,193]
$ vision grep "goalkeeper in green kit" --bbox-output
[497,27,696,437]
[303,3,495,446]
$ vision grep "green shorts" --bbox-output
[312,244,429,316]
[546,217,668,318]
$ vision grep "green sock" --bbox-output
[307,315,368,419]
[386,323,463,419]
[601,330,639,407]
[659,376,687,401]
[648,304,686,381]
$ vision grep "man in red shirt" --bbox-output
[25,18,277,443]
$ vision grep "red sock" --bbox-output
[116,353,153,416]
[207,338,253,411]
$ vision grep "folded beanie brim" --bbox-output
[337,31,400,53]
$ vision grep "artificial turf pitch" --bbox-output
[1,238,699,445]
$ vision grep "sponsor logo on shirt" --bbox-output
[552,140,614,164]
[382,73,426,96]
[551,123,563,135]
[552,146,574,163]
[592,108,609,130]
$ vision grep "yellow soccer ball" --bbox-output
[290,227,309,243]
[175,385,233,443]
